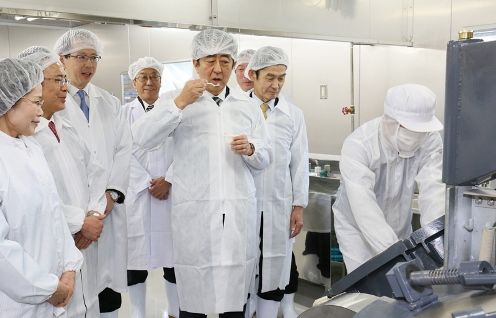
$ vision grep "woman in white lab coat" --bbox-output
[333,84,445,273]
[0,58,83,317]
[18,46,107,318]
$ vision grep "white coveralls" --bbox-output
[0,132,83,317]
[122,98,174,269]
[33,114,107,317]
[250,94,309,292]
[59,83,132,293]
[333,116,445,272]
[132,87,271,314]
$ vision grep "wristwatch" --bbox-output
[249,143,255,156]
[86,211,102,217]
[108,191,119,202]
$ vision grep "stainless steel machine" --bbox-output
[299,36,496,317]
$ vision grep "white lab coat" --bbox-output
[132,87,271,314]
[250,94,309,292]
[333,116,445,272]
[33,115,107,317]
[0,132,83,317]
[59,83,132,293]
[123,98,174,269]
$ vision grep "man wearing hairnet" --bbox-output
[132,29,271,317]
[54,29,132,318]
[123,57,178,318]
[245,46,308,318]
[234,49,255,93]
[0,57,83,316]
[18,46,108,318]
[333,84,445,273]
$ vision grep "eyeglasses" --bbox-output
[44,76,69,87]
[134,75,161,83]
[20,97,44,107]
[65,55,102,63]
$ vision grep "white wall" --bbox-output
[414,0,496,49]
[354,45,446,126]
[218,0,412,44]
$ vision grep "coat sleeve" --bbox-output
[290,109,309,208]
[59,204,85,234]
[0,168,58,304]
[128,154,153,195]
[242,107,272,170]
[58,210,84,272]
[339,137,399,255]
[106,97,132,195]
[132,99,182,151]
[415,133,445,226]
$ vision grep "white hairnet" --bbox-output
[191,29,238,60]
[235,49,255,69]
[0,58,43,116]
[384,84,443,132]
[53,29,103,56]
[128,56,164,80]
[17,46,59,70]
[247,46,288,71]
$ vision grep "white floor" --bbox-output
[118,268,309,318]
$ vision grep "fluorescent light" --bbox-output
[14,16,26,21]
[26,17,39,22]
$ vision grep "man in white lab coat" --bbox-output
[0,57,83,317]
[54,29,132,318]
[234,49,255,93]
[132,29,271,318]
[333,84,445,273]
[18,46,108,318]
[245,46,309,318]
[123,57,178,318]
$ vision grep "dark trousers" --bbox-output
[127,267,176,286]
[180,309,245,318]
[257,212,299,301]
[303,231,331,278]
[98,288,121,313]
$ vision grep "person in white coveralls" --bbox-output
[333,84,446,273]
[18,45,108,318]
[54,28,132,318]
[122,56,179,318]
[132,29,271,318]
[245,46,309,318]
[0,57,83,317]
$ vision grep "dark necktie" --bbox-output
[77,90,90,122]
[212,96,223,106]
[48,121,60,143]
[145,104,154,112]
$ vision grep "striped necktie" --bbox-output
[77,90,90,122]
[260,103,269,120]
[212,96,223,106]
[48,121,60,143]
[145,104,154,112]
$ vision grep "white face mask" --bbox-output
[396,126,427,158]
